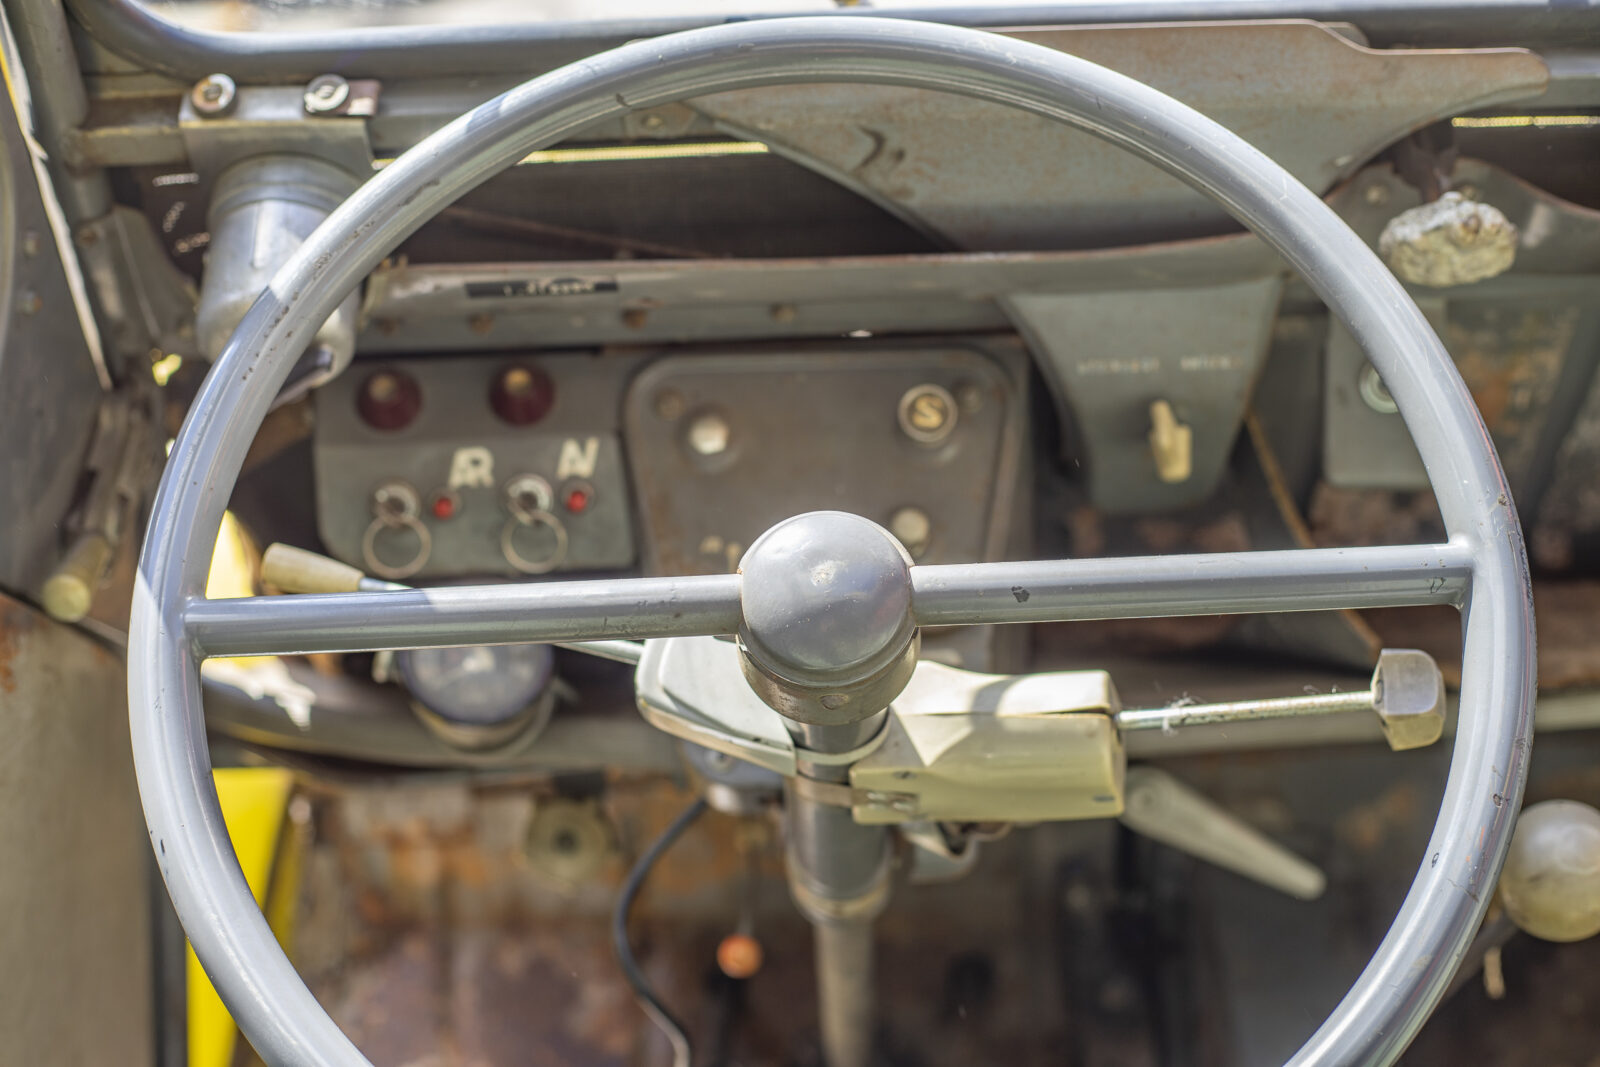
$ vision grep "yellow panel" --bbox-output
[188,768,294,1067]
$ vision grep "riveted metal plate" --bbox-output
[621,342,1026,575]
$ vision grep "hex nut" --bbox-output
[1371,648,1445,750]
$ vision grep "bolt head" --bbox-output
[1371,648,1445,750]
[888,506,932,558]
[303,74,351,115]
[687,411,731,457]
[897,383,958,445]
[1358,363,1398,415]
[190,73,237,117]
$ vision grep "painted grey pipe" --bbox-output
[8,0,113,224]
[183,542,1468,658]
[185,574,740,658]
[69,0,1600,81]
[129,17,1533,1067]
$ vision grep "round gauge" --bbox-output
[396,643,555,748]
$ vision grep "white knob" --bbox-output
[1499,799,1600,942]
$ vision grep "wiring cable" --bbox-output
[613,795,710,1067]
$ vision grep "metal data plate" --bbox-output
[314,353,638,577]
[621,345,1025,575]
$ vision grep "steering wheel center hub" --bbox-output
[737,512,919,726]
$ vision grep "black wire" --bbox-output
[613,795,709,1067]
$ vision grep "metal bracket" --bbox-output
[179,84,375,179]
[635,636,799,777]
[850,660,1126,824]
[635,636,1128,824]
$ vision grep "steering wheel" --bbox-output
[131,16,1535,1067]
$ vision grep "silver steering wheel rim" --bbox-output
[131,17,1536,1067]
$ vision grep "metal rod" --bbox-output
[183,576,740,657]
[262,543,646,663]
[8,0,114,223]
[911,542,1473,627]
[193,540,1469,658]
[786,716,891,1067]
[1118,689,1375,731]
[815,920,877,1067]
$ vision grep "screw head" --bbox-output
[888,506,932,558]
[190,73,237,117]
[371,480,421,522]
[687,411,731,457]
[1358,363,1398,415]
[303,74,351,115]
[897,383,958,445]
[654,389,685,420]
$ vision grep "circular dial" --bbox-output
[396,642,554,729]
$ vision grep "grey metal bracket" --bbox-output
[179,84,375,180]
[635,636,799,777]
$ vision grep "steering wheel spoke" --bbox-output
[912,541,1473,627]
[187,539,1469,659]
[183,574,740,658]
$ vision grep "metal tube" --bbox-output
[7,0,113,223]
[786,714,891,1067]
[911,542,1472,627]
[127,18,1533,1067]
[1118,689,1375,731]
[815,920,877,1067]
[183,575,741,657]
[192,540,1467,658]
[68,0,1600,81]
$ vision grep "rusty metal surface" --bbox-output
[0,593,153,1067]
[1531,346,1600,572]
[291,777,1100,1066]
[690,21,1547,251]
[282,743,1600,1067]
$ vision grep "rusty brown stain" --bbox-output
[0,602,37,694]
